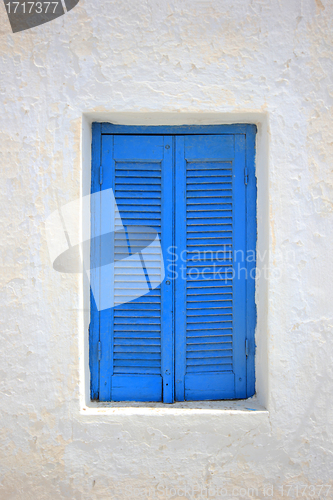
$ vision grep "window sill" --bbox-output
[81,396,268,416]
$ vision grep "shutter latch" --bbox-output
[97,341,102,361]
[245,339,249,358]
[244,168,249,185]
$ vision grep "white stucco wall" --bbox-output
[1,0,333,498]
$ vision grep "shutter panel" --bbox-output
[175,135,247,401]
[99,135,173,402]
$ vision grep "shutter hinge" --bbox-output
[99,165,103,185]
[245,339,249,358]
[244,167,248,185]
[97,341,102,361]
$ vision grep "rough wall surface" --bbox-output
[0,0,333,498]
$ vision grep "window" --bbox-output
[90,124,256,403]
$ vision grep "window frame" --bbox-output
[90,123,257,402]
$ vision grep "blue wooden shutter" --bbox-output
[91,125,256,403]
[96,135,173,402]
[175,135,248,400]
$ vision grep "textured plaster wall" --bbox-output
[0,0,333,498]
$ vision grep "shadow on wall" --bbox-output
[3,0,80,33]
